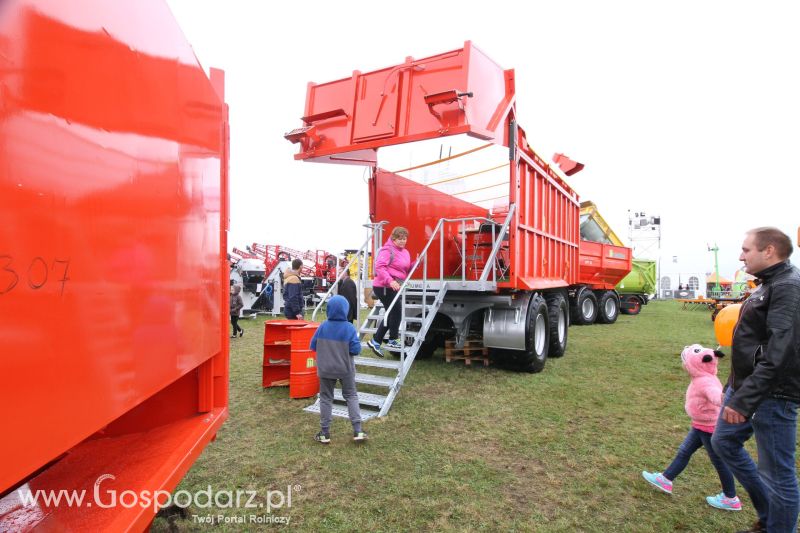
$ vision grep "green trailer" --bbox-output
[616,259,657,315]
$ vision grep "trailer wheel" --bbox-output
[620,295,642,315]
[416,332,443,359]
[519,294,549,372]
[571,290,597,325]
[596,291,620,324]
[546,293,569,358]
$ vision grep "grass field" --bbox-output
[151,300,779,532]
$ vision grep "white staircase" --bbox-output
[304,282,448,420]
[304,208,515,419]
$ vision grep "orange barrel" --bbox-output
[262,363,290,388]
[287,323,318,350]
[289,323,320,399]
[264,319,307,344]
[290,349,314,372]
[262,319,305,388]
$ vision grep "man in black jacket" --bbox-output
[711,227,800,533]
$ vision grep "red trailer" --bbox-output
[286,42,630,417]
[0,1,229,530]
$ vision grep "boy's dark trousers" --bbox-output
[319,376,362,435]
[230,314,242,336]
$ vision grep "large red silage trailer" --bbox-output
[0,1,229,530]
[286,42,630,380]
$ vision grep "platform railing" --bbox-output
[311,221,387,322]
[382,206,515,365]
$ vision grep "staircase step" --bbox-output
[303,401,381,421]
[355,372,395,387]
[333,389,386,407]
[383,344,404,353]
[403,303,436,311]
[404,317,423,324]
[359,330,418,338]
[353,356,402,369]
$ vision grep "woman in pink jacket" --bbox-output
[642,344,741,511]
[367,226,411,358]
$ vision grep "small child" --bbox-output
[309,295,367,443]
[229,285,244,338]
[642,344,741,511]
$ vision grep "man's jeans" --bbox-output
[711,388,799,532]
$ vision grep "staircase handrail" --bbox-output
[383,211,512,323]
[478,203,516,283]
[311,221,387,322]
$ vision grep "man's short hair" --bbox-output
[291,258,303,270]
[748,227,793,260]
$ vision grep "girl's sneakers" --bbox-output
[706,492,742,511]
[642,472,741,511]
[314,431,331,444]
[642,471,673,494]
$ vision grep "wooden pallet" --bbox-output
[444,340,489,366]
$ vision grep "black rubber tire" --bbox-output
[571,289,598,325]
[546,292,569,358]
[518,294,550,373]
[596,291,620,324]
[620,295,642,315]
[416,332,443,359]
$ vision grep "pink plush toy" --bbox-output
[681,343,726,428]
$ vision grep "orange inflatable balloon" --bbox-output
[715,303,742,347]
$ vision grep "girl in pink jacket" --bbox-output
[642,344,741,511]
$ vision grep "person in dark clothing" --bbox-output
[283,258,305,320]
[337,268,358,324]
[711,227,800,533]
[229,285,244,338]
[309,295,367,443]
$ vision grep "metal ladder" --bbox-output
[304,207,515,420]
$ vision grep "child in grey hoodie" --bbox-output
[309,295,367,443]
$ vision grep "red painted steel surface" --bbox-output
[509,146,581,290]
[577,240,633,289]
[0,1,229,530]
[286,42,513,165]
[370,169,487,279]
[288,43,627,292]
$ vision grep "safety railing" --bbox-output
[382,205,516,365]
[311,221,387,322]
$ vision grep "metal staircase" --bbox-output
[304,208,515,420]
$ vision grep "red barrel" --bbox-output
[262,319,307,388]
[264,319,307,343]
[289,324,320,399]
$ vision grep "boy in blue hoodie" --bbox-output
[309,295,368,443]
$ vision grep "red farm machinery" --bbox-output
[1,1,229,530]
[285,42,631,419]
[230,243,341,316]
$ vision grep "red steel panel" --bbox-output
[508,148,581,290]
[578,240,633,289]
[289,43,627,293]
[371,169,487,279]
[288,42,511,163]
[0,0,229,528]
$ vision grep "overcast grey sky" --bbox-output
[166,0,799,279]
